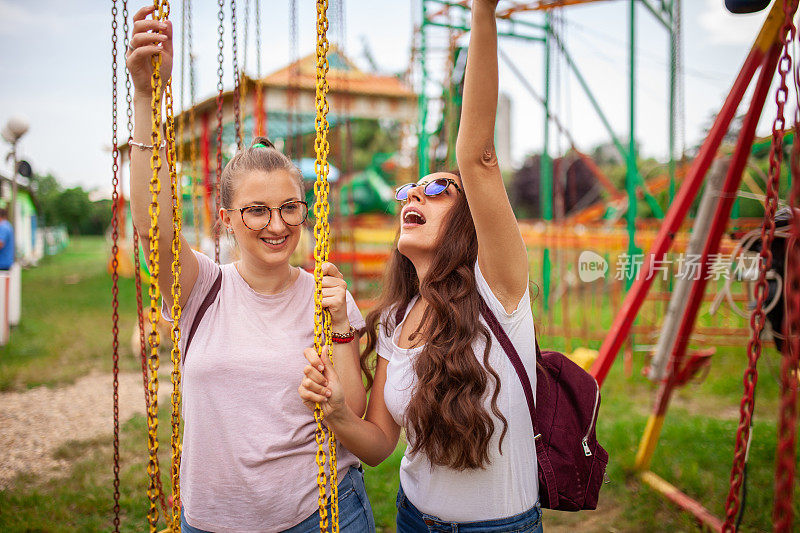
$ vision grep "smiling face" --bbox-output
[396,172,463,262]
[220,169,305,270]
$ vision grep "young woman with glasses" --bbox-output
[126,6,374,532]
[299,1,542,531]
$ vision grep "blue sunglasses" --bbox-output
[395,178,462,202]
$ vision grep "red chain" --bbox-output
[131,228,169,518]
[215,0,224,263]
[773,104,800,532]
[111,1,121,530]
[231,0,242,149]
[722,2,797,530]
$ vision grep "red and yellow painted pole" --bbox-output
[591,0,795,387]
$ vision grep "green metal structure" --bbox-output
[415,0,684,309]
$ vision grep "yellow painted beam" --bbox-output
[634,414,665,471]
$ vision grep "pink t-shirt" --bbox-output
[163,250,365,532]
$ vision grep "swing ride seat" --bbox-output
[643,348,715,387]
[671,348,715,387]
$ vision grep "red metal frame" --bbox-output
[590,45,768,386]
[587,0,797,529]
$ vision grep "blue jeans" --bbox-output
[395,483,543,533]
[180,466,375,533]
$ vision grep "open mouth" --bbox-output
[402,208,426,226]
[261,236,288,247]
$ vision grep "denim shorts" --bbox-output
[180,465,375,533]
[395,482,543,533]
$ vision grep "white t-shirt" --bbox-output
[162,250,365,532]
[378,261,539,521]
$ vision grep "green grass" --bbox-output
[0,236,796,532]
[0,236,141,391]
[576,350,797,532]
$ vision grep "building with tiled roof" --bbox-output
[163,48,417,158]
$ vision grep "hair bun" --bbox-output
[251,136,276,150]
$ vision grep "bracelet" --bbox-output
[130,139,167,151]
[331,325,356,344]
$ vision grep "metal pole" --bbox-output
[10,142,17,242]
[626,0,639,289]
[647,157,728,381]
[590,0,784,385]
[541,12,552,312]
[550,29,664,218]
[418,0,430,179]
[668,0,677,203]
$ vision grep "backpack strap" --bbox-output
[477,298,537,427]
[478,297,559,507]
[183,268,223,365]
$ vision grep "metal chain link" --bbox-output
[161,1,184,527]
[110,2,121,530]
[240,0,250,143]
[146,1,166,529]
[254,0,265,137]
[187,0,200,250]
[288,0,298,157]
[231,0,243,149]
[722,2,797,529]
[177,0,186,172]
[215,0,225,263]
[312,2,338,531]
[773,98,800,533]
[123,1,170,518]
[243,0,249,70]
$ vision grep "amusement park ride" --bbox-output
[108,0,799,531]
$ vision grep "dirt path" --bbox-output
[0,371,146,490]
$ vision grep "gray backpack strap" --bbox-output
[182,268,222,364]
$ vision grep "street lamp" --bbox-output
[2,116,30,240]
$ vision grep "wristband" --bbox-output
[331,325,356,344]
[130,139,167,151]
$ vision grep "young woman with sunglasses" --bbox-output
[126,6,374,532]
[299,1,541,531]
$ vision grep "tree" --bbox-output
[33,173,62,226]
[34,172,112,235]
[55,187,93,234]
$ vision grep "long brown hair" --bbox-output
[360,174,508,470]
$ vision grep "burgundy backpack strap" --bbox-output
[478,298,536,425]
[183,268,222,364]
[478,297,559,507]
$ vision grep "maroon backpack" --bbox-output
[478,299,608,511]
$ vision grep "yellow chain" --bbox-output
[161,0,183,528]
[145,3,183,532]
[146,1,164,530]
[312,1,337,532]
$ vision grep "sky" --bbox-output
[0,0,780,195]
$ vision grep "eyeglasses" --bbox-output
[225,200,308,231]
[395,177,462,202]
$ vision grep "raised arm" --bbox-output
[127,5,198,308]
[456,0,528,313]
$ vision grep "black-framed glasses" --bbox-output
[395,178,462,202]
[226,200,308,231]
